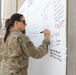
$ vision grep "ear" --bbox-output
[14,20,18,25]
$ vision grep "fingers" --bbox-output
[44,29,50,40]
[44,29,50,34]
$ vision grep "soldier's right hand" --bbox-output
[44,29,50,40]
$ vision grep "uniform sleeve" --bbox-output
[18,36,50,59]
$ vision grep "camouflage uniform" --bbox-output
[0,27,6,38]
[0,27,6,67]
[0,30,50,75]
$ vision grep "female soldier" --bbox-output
[0,13,50,75]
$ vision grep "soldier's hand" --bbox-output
[44,29,50,40]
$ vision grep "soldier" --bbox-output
[0,19,10,38]
[0,13,50,75]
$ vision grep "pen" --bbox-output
[40,31,44,33]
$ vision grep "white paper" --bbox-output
[18,0,67,75]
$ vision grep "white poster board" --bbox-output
[18,0,67,75]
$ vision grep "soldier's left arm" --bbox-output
[25,38,50,59]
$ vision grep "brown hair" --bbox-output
[4,13,23,43]
[5,19,10,28]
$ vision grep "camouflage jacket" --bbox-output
[0,30,50,75]
[0,27,6,38]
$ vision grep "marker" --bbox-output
[40,31,44,33]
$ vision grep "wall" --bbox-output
[2,0,26,26]
[67,0,76,75]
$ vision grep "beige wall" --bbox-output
[2,0,26,26]
[67,0,76,75]
[3,0,16,19]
